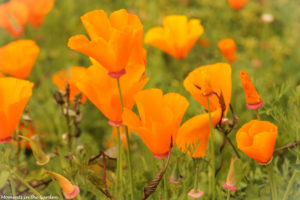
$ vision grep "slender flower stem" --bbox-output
[193,159,199,192]
[115,127,122,196]
[116,78,134,200]
[163,159,168,200]
[226,190,231,200]
[282,171,297,200]
[256,110,260,120]
[207,97,216,200]
[9,177,16,197]
[267,163,277,200]
[14,173,44,199]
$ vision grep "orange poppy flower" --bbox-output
[176,108,222,157]
[68,9,144,77]
[52,66,87,104]
[183,63,232,115]
[76,59,148,126]
[122,88,189,157]
[240,71,263,109]
[145,15,204,59]
[228,0,248,10]
[45,170,80,199]
[0,72,4,78]
[236,120,277,164]
[218,38,236,63]
[0,40,40,79]
[0,77,34,143]
[0,1,28,38]
[13,0,54,27]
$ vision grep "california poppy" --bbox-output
[0,77,34,143]
[228,0,248,10]
[76,59,148,126]
[145,15,204,59]
[0,1,28,38]
[223,155,237,191]
[0,40,40,79]
[183,63,232,115]
[240,71,263,109]
[12,123,36,149]
[108,126,132,150]
[52,66,87,103]
[45,170,80,199]
[236,120,277,164]
[177,63,232,157]
[176,109,222,157]
[68,9,144,77]
[218,38,236,63]
[122,88,189,157]
[13,0,54,27]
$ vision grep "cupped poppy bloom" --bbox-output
[76,59,148,126]
[122,88,189,158]
[218,38,236,63]
[240,71,263,109]
[176,109,222,157]
[52,66,87,104]
[183,63,232,115]
[236,120,278,164]
[145,15,204,59]
[0,1,28,38]
[45,170,80,199]
[68,9,144,77]
[0,77,34,143]
[13,0,55,27]
[0,40,40,79]
[228,0,248,10]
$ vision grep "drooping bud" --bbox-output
[45,170,80,199]
[19,135,49,165]
[223,155,237,191]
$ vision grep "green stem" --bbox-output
[116,78,134,200]
[193,160,199,192]
[226,189,231,200]
[207,97,216,200]
[9,177,16,196]
[115,126,122,196]
[282,171,297,200]
[14,173,44,199]
[256,110,260,120]
[163,159,168,200]
[267,163,277,200]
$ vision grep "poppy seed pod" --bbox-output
[145,15,204,59]
[236,120,277,164]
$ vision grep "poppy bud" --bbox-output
[223,155,237,191]
[19,135,50,165]
[218,38,236,63]
[45,170,80,199]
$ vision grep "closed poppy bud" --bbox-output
[0,78,33,143]
[76,59,148,125]
[240,71,263,110]
[13,0,54,27]
[236,120,277,164]
[19,135,50,165]
[218,38,236,63]
[0,1,28,38]
[68,9,144,78]
[52,66,87,104]
[145,15,204,59]
[0,40,40,79]
[223,155,237,191]
[227,0,248,10]
[122,88,189,158]
[184,63,232,115]
[45,170,80,199]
